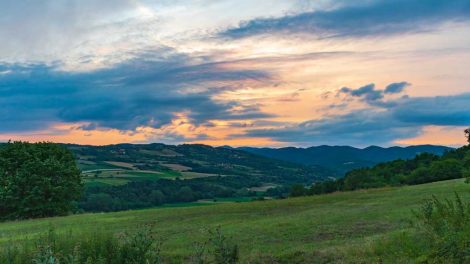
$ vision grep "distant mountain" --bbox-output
[238,145,453,176]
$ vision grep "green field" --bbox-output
[77,161,125,171]
[1,179,468,262]
[82,168,183,186]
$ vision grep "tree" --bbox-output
[465,128,470,144]
[405,166,431,185]
[0,142,83,220]
[86,193,116,212]
[428,159,462,181]
[177,186,195,202]
[289,184,308,197]
[148,190,165,205]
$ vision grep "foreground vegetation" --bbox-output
[0,179,468,263]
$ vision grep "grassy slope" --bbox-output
[0,179,468,261]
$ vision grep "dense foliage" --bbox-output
[302,144,470,196]
[0,142,82,220]
[80,176,262,212]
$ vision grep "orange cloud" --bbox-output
[395,126,468,147]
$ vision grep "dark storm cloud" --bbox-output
[221,0,470,39]
[0,50,272,133]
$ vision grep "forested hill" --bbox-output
[61,143,337,212]
[308,144,470,196]
[67,143,333,184]
[239,145,452,176]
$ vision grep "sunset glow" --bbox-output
[1,0,469,147]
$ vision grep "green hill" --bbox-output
[69,143,332,186]
[65,143,334,212]
[1,179,468,263]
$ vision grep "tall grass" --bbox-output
[0,226,240,264]
[1,226,164,264]
[412,193,470,262]
[367,193,470,264]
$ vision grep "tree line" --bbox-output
[80,176,263,212]
[291,128,470,197]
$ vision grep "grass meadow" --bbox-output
[0,179,468,263]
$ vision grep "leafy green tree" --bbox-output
[86,193,116,212]
[428,159,463,181]
[465,128,470,144]
[0,142,83,220]
[406,166,431,184]
[177,186,195,202]
[311,180,338,195]
[148,190,165,205]
[289,184,308,197]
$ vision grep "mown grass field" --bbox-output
[0,179,468,262]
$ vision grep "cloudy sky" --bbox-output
[1,0,469,147]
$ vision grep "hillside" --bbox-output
[69,143,331,185]
[63,143,333,212]
[1,179,468,263]
[308,144,470,195]
[239,145,452,176]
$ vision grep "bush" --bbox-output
[412,194,470,263]
[208,227,239,264]
[118,226,163,264]
[289,184,308,197]
[365,194,470,263]
[189,227,240,264]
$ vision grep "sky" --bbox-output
[1,0,469,147]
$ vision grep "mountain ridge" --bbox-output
[237,144,452,176]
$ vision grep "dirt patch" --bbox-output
[162,163,191,171]
[104,161,136,169]
[181,172,217,179]
[249,183,279,192]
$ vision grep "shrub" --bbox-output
[289,184,308,197]
[208,227,239,264]
[412,194,470,263]
[188,227,240,264]
[1,226,164,264]
[365,194,470,263]
[118,226,163,264]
